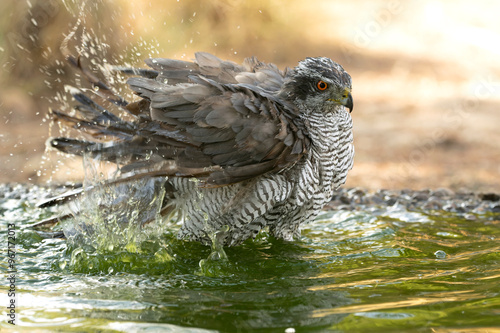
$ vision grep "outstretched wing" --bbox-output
[50,52,308,186]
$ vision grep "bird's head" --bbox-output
[280,57,353,114]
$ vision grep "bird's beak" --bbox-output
[329,88,353,113]
[343,90,353,113]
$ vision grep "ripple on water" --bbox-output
[0,185,499,332]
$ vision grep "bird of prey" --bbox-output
[44,52,354,246]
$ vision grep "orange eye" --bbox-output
[317,80,328,91]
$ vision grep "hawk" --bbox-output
[44,52,354,246]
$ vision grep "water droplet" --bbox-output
[434,250,447,259]
[58,260,67,270]
[154,248,173,262]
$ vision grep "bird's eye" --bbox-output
[316,80,328,91]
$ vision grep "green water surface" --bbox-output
[1,185,499,332]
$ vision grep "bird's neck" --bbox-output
[303,110,340,152]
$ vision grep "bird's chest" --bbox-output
[285,155,334,209]
[308,109,353,181]
[290,110,353,206]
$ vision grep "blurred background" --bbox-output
[1,0,499,192]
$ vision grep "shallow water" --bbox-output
[1,184,499,332]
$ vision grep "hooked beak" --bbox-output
[343,91,353,113]
[329,89,353,113]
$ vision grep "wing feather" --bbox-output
[50,52,309,186]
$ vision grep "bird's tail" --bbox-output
[49,54,143,162]
[36,55,167,235]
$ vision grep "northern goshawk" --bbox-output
[46,52,354,246]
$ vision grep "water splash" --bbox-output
[62,154,168,254]
[198,225,230,277]
[187,178,231,276]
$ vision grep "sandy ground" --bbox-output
[1,0,499,192]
